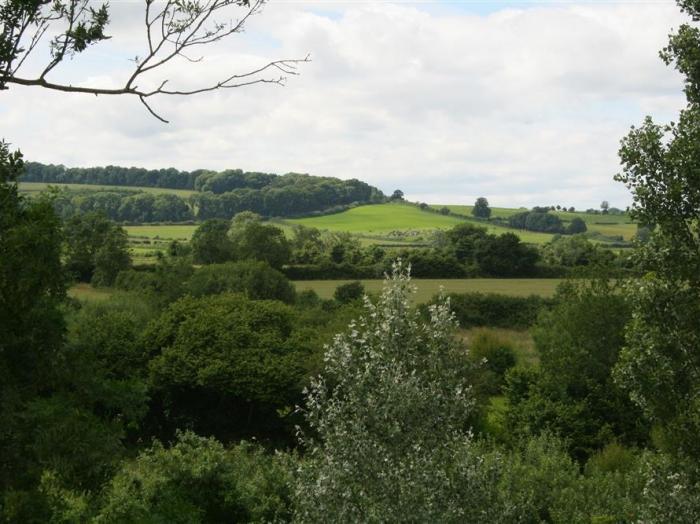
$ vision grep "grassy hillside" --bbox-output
[440,204,637,241]
[285,202,633,245]
[19,181,196,197]
[286,203,466,233]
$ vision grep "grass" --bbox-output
[434,204,638,242]
[124,224,198,240]
[459,327,538,367]
[67,283,113,302]
[19,181,195,197]
[294,278,562,303]
[285,203,467,233]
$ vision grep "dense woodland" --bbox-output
[3,0,700,521]
[22,163,385,221]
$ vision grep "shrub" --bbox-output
[187,260,296,303]
[94,432,293,523]
[333,281,364,304]
[295,263,501,521]
[470,330,517,389]
[437,292,553,329]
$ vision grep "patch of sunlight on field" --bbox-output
[68,283,113,302]
[458,327,539,367]
[294,278,562,302]
[124,224,198,240]
[286,203,467,233]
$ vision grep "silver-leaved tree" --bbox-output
[295,262,501,523]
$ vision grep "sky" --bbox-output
[0,0,689,208]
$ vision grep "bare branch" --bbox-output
[1,0,309,122]
[140,95,169,123]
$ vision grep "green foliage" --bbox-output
[23,162,383,219]
[509,210,565,234]
[228,213,291,269]
[445,223,539,277]
[63,212,131,286]
[472,196,492,219]
[296,263,501,522]
[144,293,311,442]
[0,141,67,501]
[440,292,552,329]
[566,216,587,234]
[115,255,195,307]
[615,278,700,457]
[94,432,293,523]
[469,330,516,392]
[333,280,364,304]
[542,234,612,267]
[187,260,296,303]
[191,219,233,264]
[613,0,700,462]
[635,453,700,523]
[506,280,648,460]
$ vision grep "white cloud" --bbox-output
[0,0,689,208]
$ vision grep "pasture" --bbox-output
[124,224,198,240]
[294,278,562,302]
[285,203,466,233]
[435,204,637,241]
[69,278,562,304]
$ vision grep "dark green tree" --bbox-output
[506,281,648,460]
[144,293,312,442]
[472,197,492,219]
[187,260,296,303]
[228,213,291,269]
[566,217,587,234]
[613,0,700,460]
[0,142,67,508]
[191,219,234,264]
[333,281,365,304]
[63,212,130,286]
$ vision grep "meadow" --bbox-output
[440,204,637,241]
[286,203,466,232]
[294,278,562,302]
[69,278,562,303]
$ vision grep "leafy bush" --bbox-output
[333,281,364,304]
[94,432,293,523]
[295,264,502,521]
[469,330,517,391]
[436,292,553,329]
[187,260,296,303]
[143,293,311,442]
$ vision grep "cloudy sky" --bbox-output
[1,0,689,208]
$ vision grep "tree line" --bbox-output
[27,165,385,221]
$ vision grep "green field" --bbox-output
[294,278,562,302]
[19,181,195,197]
[439,204,637,241]
[124,224,198,240]
[286,203,466,233]
[67,283,113,302]
[69,278,562,304]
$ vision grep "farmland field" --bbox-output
[435,204,637,241]
[294,278,562,302]
[18,181,196,197]
[67,283,113,302]
[285,203,466,233]
[69,278,562,304]
[124,224,198,240]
